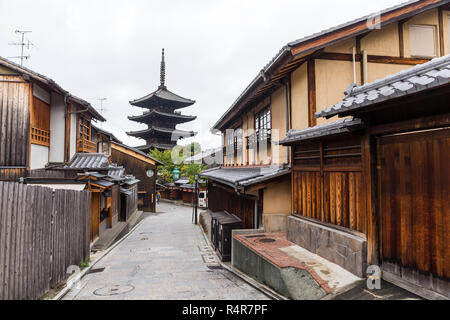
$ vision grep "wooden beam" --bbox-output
[369,113,450,135]
[317,52,431,65]
[398,20,405,58]
[307,59,317,127]
[111,142,156,165]
[438,7,445,56]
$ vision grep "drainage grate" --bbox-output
[93,284,135,296]
[259,238,276,243]
[202,254,217,264]
[207,264,223,270]
[88,267,105,274]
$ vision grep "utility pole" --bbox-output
[8,30,34,66]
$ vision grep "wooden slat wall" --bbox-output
[207,183,255,229]
[0,182,91,300]
[378,129,449,296]
[0,76,30,167]
[292,136,365,234]
[111,148,157,212]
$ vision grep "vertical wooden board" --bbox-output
[13,183,24,299]
[398,142,413,267]
[301,172,307,216]
[430,137,448,278]
[342,173,349,228]
[349,172,356,230]
[311,172,316,220]
[323,173,330,224]
[8,181,19,299]
[330,173,336,224]
[3,182,14,299]
[297,172,302,215]
[439,137,450,279]
[410,139,429,273]
[306,173,311,217]
[0,182,6,299]
[355,172,364,234]
[336,173,342,226]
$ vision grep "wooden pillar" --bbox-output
[362,133,380,266]
[307,59,317,127]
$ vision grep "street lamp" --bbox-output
[172,167,181,181]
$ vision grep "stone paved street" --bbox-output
[63,202,270,300]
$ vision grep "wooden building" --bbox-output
[281,55,450,299]
[0,56,106,181]
[110,141,162,212]
[205,0,450,233]
[127,49,197,152]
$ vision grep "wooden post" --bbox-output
[362,133,380,266]
[307,59,317,127]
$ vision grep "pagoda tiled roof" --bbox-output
[128,109,196,124]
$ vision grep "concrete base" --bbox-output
[232,237,327,300]
[263,214,288,233]
[287,216,367,278]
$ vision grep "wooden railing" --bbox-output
[31,127,50,147]
[77,138,97,153]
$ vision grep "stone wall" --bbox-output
[287,216,367,278]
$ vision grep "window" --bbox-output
[410,25,437,58]
[254,106,271,141]
[78,116,91,141]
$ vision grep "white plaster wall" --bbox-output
[70,115,77,159]
[33,84,51,104]
[30,144,49,170]
[49,93,66,163]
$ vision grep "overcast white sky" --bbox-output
[0,0,406,150]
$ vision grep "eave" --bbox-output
[128,110,197,124]
[126,126,197,139]
[212,0,449,132]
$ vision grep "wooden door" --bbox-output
[377,128,449,298]
[90,192,101,241]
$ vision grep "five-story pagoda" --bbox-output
[127,49,196,152]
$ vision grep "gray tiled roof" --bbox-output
[201,166,290,189]
[68,153,110,170]
[130,87,195,108]
[279,118,364,145]
[316,54,450,119]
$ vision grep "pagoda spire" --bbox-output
[159,48,166,89]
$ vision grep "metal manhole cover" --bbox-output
[93,284,135,296]
[259,238,276,243]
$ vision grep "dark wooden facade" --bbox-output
[286,86,450,299]
[111,142,158,212]
[207,182,259,230]
[292,134,366,234]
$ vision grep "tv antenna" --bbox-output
[8,30,35,66]
[96,98,107,127]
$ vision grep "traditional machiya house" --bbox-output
[0,56,106,181]
[0,57,145,244]
[91,124,122,154]
[280,55,450,299]
[203,0,450,233]
[110,141,162,212]
[127,49,197,153]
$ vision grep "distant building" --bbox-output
[127,49,197,152]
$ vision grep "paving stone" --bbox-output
[63,202,270,300]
